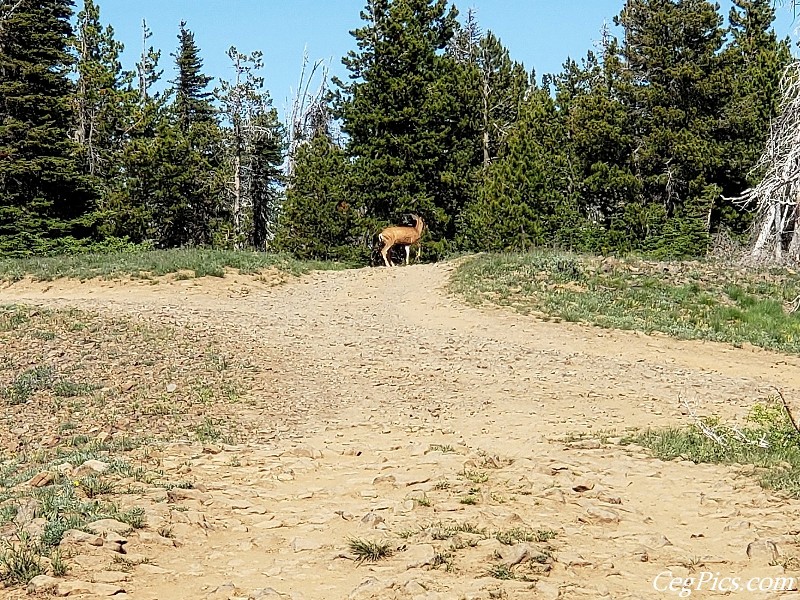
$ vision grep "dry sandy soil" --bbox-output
[3,262,800,599]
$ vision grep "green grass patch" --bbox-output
[0,248,353,282]
[626,398,800,497]
[451,251,800,355]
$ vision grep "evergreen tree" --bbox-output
[459,88,580,252]
[103,19,166,243]
[171,20,215,130]
[273,134,363,261]
[615,0,727,256]
[333,0,467,242]
[73,0,138,236]
[149,21,224,248]
[717,0,791,233]
[0,0,96,256]
[554,47,642,251]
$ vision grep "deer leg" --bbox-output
[415,243,421,262]
[405,244,411,266]
[382,243,392,267]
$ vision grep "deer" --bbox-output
[375,214,425,267]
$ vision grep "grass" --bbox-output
[495,528,557,545]
[626,397,800,497]
[347,538,394,564]
[0,532,45,585]
[0,248,353,282]
[451,251,800,355]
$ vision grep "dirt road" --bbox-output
[3,263,800,599]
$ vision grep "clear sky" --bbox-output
[97,1,799,122]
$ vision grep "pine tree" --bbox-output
[554,46,642,251]
[717,0,791,234]
[0,0,96,256]
[615,0,727,257]
[171,21,215,130]
[103,19,166,243]
[458,88,580,252]
[273,134,362,261]
[333,0,465,241]
[149,21,224,248]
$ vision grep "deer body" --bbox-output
[377,215,425,267]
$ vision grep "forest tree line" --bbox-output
[0,0,791,260]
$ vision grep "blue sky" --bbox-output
[98,1,799,121]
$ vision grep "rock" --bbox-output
[92,571,130,583]
[360,512,385,528]
[167,488,210,503]
[570,439,602,450]
[202,444,223,455]
[291,537,324,552]
[282,446,323,459]
[166,383,177,393]
[87,518,132,535]
[372,475,396,486]
[75,459,110,476]
[498,543,530,567]
[747,540,779,566]
[136,564,173,575]
[13,498,39,525]
[406,544,436,569]
[250,589,291,599]
[58,580,126,596]
[27,471,55,488]
[27,575,59,594]
[572,480,595,493]
[586,506,620,523]
[55,463,74,475]
[206,582,237,599]
[534,580,561,600]
[103,533,128,553]
[349,577,385,599]
[405,580,427,595]
[60,529,104,547]
[136,531,177,547]
[559,552,592,567]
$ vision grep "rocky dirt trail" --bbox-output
[3,262,800,599]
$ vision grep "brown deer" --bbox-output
[375,215,425,267]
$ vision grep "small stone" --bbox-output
[747,540,779,566]
[92,571,130,583]
[26,471,55,488]
[499,543,530,567]
[572,480,596,493]
[75,459,110,476]
[360,512,385,528]
[60,529,104,547]
[372,474,396,485]
[167,488,210,503]
[166,383,177,393]
[405,544,436,569]
[202,444,222,455]
[27,575,59,594]
[87,518,132,535]
[586,506,620,523]
[57,580,126,596]
[291,537,324,552]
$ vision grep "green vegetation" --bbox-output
[346,538,394,564]
[0,0,791,264]
[627,397,800,497]
[0,248,351,282]
[452,251,800,355]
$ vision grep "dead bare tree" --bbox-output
[285,48,330,180]
[728,61,800,265]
